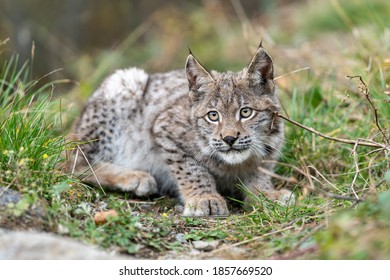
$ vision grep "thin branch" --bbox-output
[350,140,360,200]
[257,166,298,184]
[76,145,103,190]
[307,165,342,193]
[273,111,387,149]
[347,75,389,145]
[71,148,78,174]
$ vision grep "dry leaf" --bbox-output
[94,210,118,225]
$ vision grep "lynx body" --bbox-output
[71,47,293,216]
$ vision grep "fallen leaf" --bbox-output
[94,210,118,225]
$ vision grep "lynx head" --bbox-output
[185,47,283,165]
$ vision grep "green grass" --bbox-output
[1,0,389,259]
[1,56,66,207]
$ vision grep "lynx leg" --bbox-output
[178,165,229,217]
[68,157,158,196]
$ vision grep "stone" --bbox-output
[0,187,47,231]
[0,229,131,260]
[192,240,220,252]
[0,187,21,207]
[175,233,187,243]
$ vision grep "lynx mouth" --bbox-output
[218,148,252,165]
[218,146,248,153]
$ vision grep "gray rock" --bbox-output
[192,240,220,252]
[175,233,187,243]
[0,229,131,260]
[0,187,21,207]
[0,187,47,230]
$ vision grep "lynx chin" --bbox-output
[68,46,295,216]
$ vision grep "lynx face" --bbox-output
[186,48,281,165]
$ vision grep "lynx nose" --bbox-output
[222,136,238,146]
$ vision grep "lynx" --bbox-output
[69,46,294,216]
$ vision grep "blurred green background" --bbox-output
[1,0,389,97]
[1,0,389,135]
[1,0,285,81]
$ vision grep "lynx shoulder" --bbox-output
[69,47,294,216]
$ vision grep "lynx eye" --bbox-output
[240,107,253,119]
[206,111,219,122]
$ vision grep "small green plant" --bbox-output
[0,55,69,208]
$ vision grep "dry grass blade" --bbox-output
[75,145,103,190]
[257,166,298,184]
[350,140,361,200]
[274,67,311,81]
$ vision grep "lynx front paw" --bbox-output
[183,194,229,217]
[116,170,158,196]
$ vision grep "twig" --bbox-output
[350,140,360,200]
[76,145,103,190]
[307,165,342,193]
[257,166,298,184]
[126,199,157,205]
[71,148,79,174]
[0,38,10,47]
[273,111,387,149]
[346,75,389,145]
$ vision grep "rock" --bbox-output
[175,233,187,243]
[0,187,47,231]
[0,188,21,207]
[192,240,220,252]
[0,229,131,259]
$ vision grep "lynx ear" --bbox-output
[244,47,274,84]
[185,53,214,101]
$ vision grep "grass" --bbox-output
[1,0,389,259]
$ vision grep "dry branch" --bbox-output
[346,75,389,145]
[273,111,388,150]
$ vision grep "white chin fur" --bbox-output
[219,149,252,165]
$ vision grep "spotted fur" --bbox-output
[69,47,294,216]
